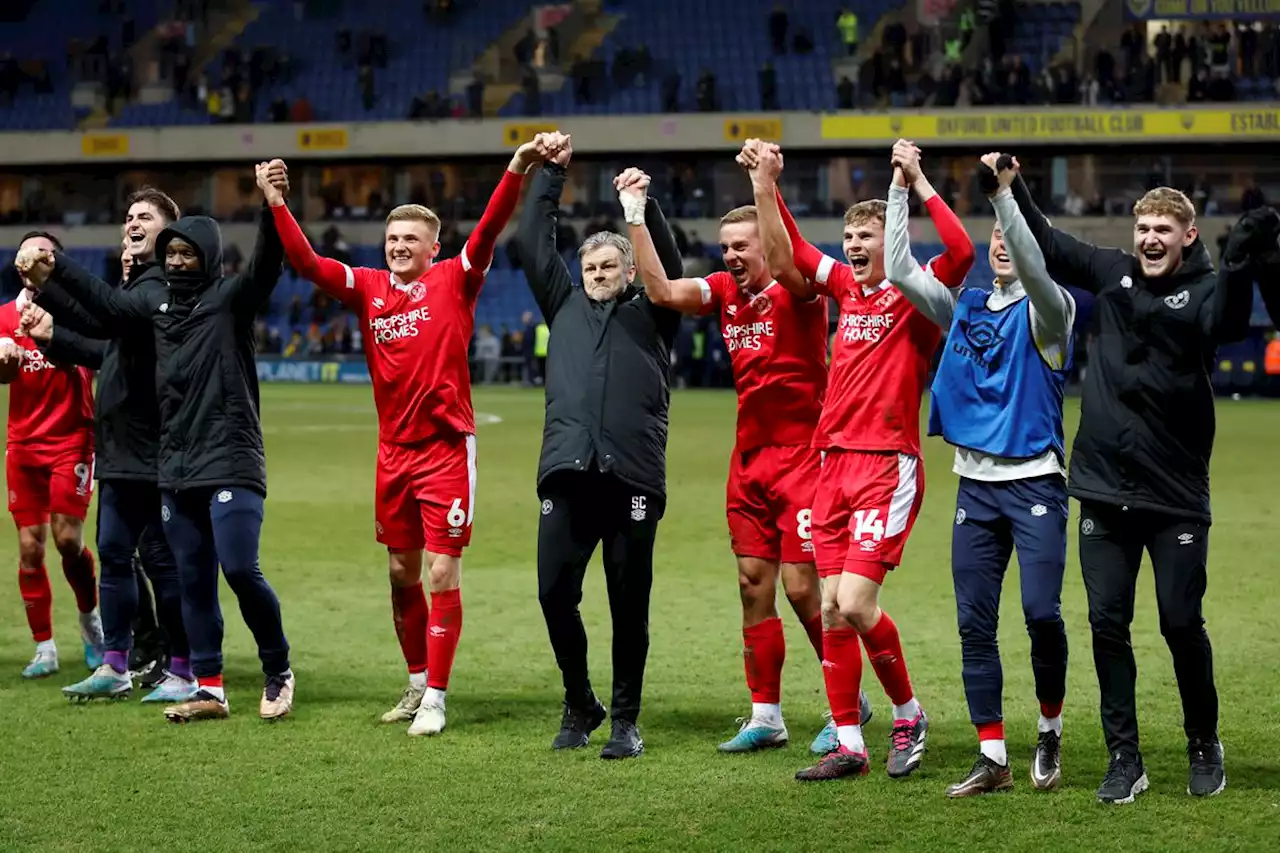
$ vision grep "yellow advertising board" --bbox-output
[80,133,129,156]
[723,117,783,142]
[821,108,1280,144]
[296,127,350,152]
[502,123,561,146]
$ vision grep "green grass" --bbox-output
[1,386,1278,853]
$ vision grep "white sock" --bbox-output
[424,687,446,708]
[36,639,56,655]
[836,724,865,753]
[751,702,782,726]
[892,697,921,721]
[980,738,1008,766]
[78,609,103,643]
[1038,713,1063,736]
[408,671,427,690]
[201,684,227,701]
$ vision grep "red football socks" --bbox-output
[860,611,915,707]
[822,627,864,726]
[61,547,97,614]
[426,588,463,691]
[801,613,824,663]
[977,720,1005,743]
[743,616,785,704]
[391,582,429,675]
[1040,700,1064,720]
[18,565,52,643]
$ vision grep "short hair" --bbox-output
[125,186,180,224]
[719,205,758,227]
[18,229,63,252]
[578,231,635,269]
[844,199,887,229]
[1133,187,1195,227]
[386,203,442,234]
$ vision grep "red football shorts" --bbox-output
[726,443,821,564]
[812,449,924,583]
[6,438,96,528]
[375,434,476,557]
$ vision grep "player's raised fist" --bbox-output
[20,302,52,344]
[752,144,784,184]
[256,161,286,206]
[14,245,54,289]
[266,158,290,197]
[613,167,650,197]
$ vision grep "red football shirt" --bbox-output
[0,295,95,450]
[271,169,523,446]
[696,272,828,451]
[808,256,941,456]
[337,258,482,445]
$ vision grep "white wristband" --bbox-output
[620,192,646,226]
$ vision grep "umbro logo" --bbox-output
[372,297,385,310]
[1178,532,1195,545]
[1031,504,1047,517]
[725,304,737,317]
[216,489,233,503]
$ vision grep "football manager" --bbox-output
[517,131,684,760]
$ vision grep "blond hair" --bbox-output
[719,205,758,227]
[1133,187,1195,227]
[578,231,635,268]
[386,203,442,233]
[844,199,887,228]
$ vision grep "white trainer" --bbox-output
[381,684,426,724]
[407,700,446,737]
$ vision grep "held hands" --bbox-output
[19,302,52,344]
[736,138,784,186]
[891,138,923,185]
[977,151,1019,197]
[256,159,289,206]
[1223,205,1280,270]
[614,167,650,226]
[512,131,572,173]
[14,245,54,290]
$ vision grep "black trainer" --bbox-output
[1187,738,1226,797]
[551,698,607,750]
[945,754,1013,798]
[1031,730,1062,791]
[859,691,873,726]
[1096,752,1148,804]
[600,718,644,760]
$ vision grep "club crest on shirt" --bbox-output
[1163,290,1190,310]
[749,293,773,316]
[408,282,427,303]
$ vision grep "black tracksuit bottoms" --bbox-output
[1078,500,1219,757]
[537,470,663,723]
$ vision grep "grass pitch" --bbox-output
[1,385,1278,852]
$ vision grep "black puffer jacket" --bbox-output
[49,207,283,495]
[38,261,166,482]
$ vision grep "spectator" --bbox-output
[661,69,681,111]
[359,64,375,111]
[695,69,718,112]
[769,5,789,55]
[522,65,541,115]
[475,325,501,384]
[837,7,859,57]
[836,75,855,108]
[759,62,778,110]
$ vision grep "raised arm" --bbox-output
[1208,206,1280,344]
[268,163,360,306]
[33,279,111,338]
[741,146,819,299]
[516,152,575,323]
[885,174,958,329]
[915,181,975,288]
[1007,158,1120,293]
[18,248,151,330]
[644,194,684,280]
[231,202,285,318]
[459,145,533,298]
[618,168,711,314]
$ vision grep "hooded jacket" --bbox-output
[38,259,167,482]
[1011,178,1255,521]
[47,206,283,495]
